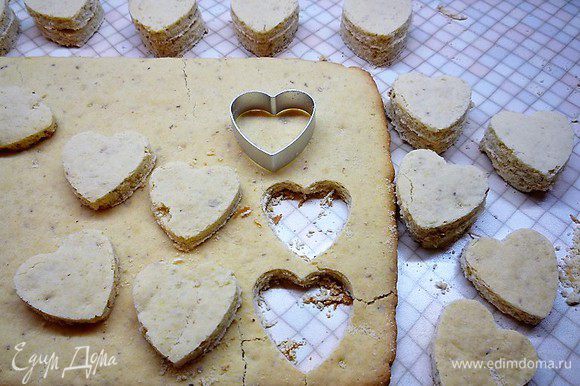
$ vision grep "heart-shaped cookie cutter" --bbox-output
[230,90,316,172]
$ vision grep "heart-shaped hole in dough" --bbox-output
[254,269,353,373]
[236,108,311,154]
[262,181,351,260]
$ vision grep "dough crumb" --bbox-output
[435,280,449,293]
[559,226,579,306]
[436,4,468,20]
[277,339,304,363]
[302,279,353,310]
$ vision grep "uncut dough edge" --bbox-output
[0,57,397,385]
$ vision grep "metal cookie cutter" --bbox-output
[230,90,316,172]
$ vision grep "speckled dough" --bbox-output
[231,0,299,57]
[432,299,538,386]
[24,0,99,30]
[0,57,397,385]
[133,260,241,367]
[35,2,104,47]
[462,229,558,325]
[0,86,56,152]
[397,149,488,248]
[0,3,20,55]
[388,72,472,153]
[149,162,241,251]
[14,229,118,324]
[62,131,156,210]
[340,0,412,66]
[129,0,206,57]
[480,110,574,192]
[25,0,103,47]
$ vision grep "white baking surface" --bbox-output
[5,0,579,384]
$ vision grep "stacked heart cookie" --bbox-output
[340,0,412,66]
[24,0,104,47]
[432,300,538,386]
[62,131,156,210]
[396,150,488,248]
[462,229,558,324]
[149,162,242,251]
[129,0,207,57]
[389,72,472,153]
[14,230,119,324]
[231,0,299,57]
[0,86,57,152]
[480,111,574,192]
[0,0,19,55]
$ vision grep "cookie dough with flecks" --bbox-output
[462,229,558,324]
[480,110,574,192]
[432,300,538,386]
[14,229,118,324]
[149,162,241,251]
[397,149,488,248]
[62,131,156,210]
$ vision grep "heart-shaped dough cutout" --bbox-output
[461,229,558,325]
[0,86,57,152]
[254,270,353,373]
[62,131,156,210]
[433,299,538,386]
[391,72,472,132]
[481,111,574,192]
[129,0,198,34]
[262,181,351,260]
[149,162,241,251]
[24,0,96,29]
[14,229,118,324]
[133,260,241,367]
[396,149,488,248]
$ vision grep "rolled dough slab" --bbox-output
[0,57,397,385]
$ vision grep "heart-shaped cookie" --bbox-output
[481,111,574,192]
[14,229,118,324]
[62,131,156,210]
[461,229,558,325]
[149,162,241,251]
[254,270,353,373]
[24,0,97,30]
[432,299,537,386]
[230,90,315,171]
[133,260,241,367]
[389,72,472,153]
[0,86,57,152]
[262,181,351,260]
[396,149,488,248]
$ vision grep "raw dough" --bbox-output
[397,149,488,248]
[432,299,538,386]
[462,229,558,324]
[0,86,56,152]
[25,0,104,47]
[149,162,241,251]
[480,110,574,192]
[0,1,19,56]
[129,0,207,57]
[340,0,412,66]
[231,0,299,57]
[133,260,241,367]
[62,131,156,210]
[0,57,397,385]
[388,72,472,153]
[14,229,118,324]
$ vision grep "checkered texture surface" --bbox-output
[5,0,579,384]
